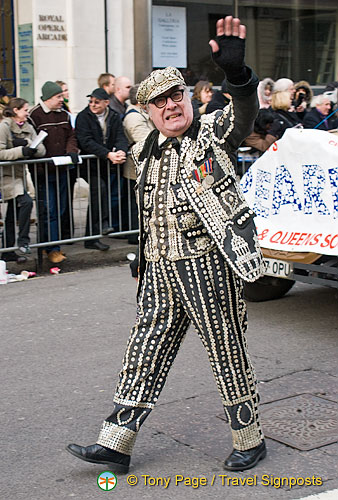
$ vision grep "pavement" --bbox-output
[2,233,138,277]
[1,191,138,277]
[1,260,337,499]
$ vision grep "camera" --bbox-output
[293,92,306,109]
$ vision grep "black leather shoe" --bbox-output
[84,241,110,251]
[223,440,266,471]
[66,443,130,473]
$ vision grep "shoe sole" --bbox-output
[223,448,267,471]
[65,445,129,473]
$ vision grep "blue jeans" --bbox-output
[42,171,68,252]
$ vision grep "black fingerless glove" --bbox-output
[68,152,80,164]
[211,35,248,84]
[13,137,28,147]
[22,146,37,158]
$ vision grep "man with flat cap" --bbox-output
[75,88,128,250]
[67,16,266,472]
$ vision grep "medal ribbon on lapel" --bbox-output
[192,158,213,182]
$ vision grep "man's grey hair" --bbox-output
[311,94,331,108]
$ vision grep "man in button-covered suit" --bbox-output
[67,15,266,473]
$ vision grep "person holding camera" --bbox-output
[0,97,45,262]
[293,80,313,119]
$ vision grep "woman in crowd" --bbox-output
[257,77,274,109]
[0,97,45,262]
[293,80,313,119]
[270,88,303,138]
[191,80,213,118]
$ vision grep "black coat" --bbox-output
[75,106,128,177]
[270,108,303,137]
[206,90,230,114]
[303,107,338,130]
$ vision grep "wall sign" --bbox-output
[37,14,67,41]
[18,24,34,105]
[152,6,187,68]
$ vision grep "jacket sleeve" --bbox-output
[221,67,259,151]
[243,131,277,152]
[27,124,46,158]
[0,123,24,161]
[112,116,129,153]
[75,112,110,159]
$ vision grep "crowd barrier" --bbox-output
[0,152,258,263]
[0,155,139,262]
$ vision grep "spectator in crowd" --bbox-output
[55,80,77,240]
[293,80,313,117]
[98,73,116,110]
[191,80,213,118]
[270,88,303,138]
[29,81,79,264]
[122,84,154,244]
[0,82,10,121]
[324,81,338,106]
[205,78,231,114]
[75,88,128,250]
[303,94,338,131]
[273,78,295,100]
[242,109,280,153]
[257,78,274,109]
[55,80,71,113]
[0,98,45,262]
[109,76,132,117]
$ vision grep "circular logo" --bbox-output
[97,471,117,491]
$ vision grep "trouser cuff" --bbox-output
[97,420,136,455]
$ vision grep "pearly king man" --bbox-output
[67,15,267,473]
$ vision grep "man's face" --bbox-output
[117,77,132,102]
[317,99,331,116]
[147,86,193,137]
[89,97,109,114]
[45,93,64,110]
[104,76,115,96]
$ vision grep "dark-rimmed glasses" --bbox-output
[149,89,185,108]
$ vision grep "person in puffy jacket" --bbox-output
[0,97,45,261]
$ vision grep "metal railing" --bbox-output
[0,154,139,259]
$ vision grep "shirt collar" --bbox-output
[39,99,62,113]
[158,132,182,146]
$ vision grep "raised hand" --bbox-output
[209,16,246,81]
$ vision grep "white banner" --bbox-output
[240,128,338,256]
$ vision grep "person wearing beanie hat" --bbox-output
[41,81,63,101]
[67,15,266,473]
[29,81,79,264]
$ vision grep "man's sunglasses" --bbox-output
[149,89,185,108]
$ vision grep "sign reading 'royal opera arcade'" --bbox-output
[240,128,338,256]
